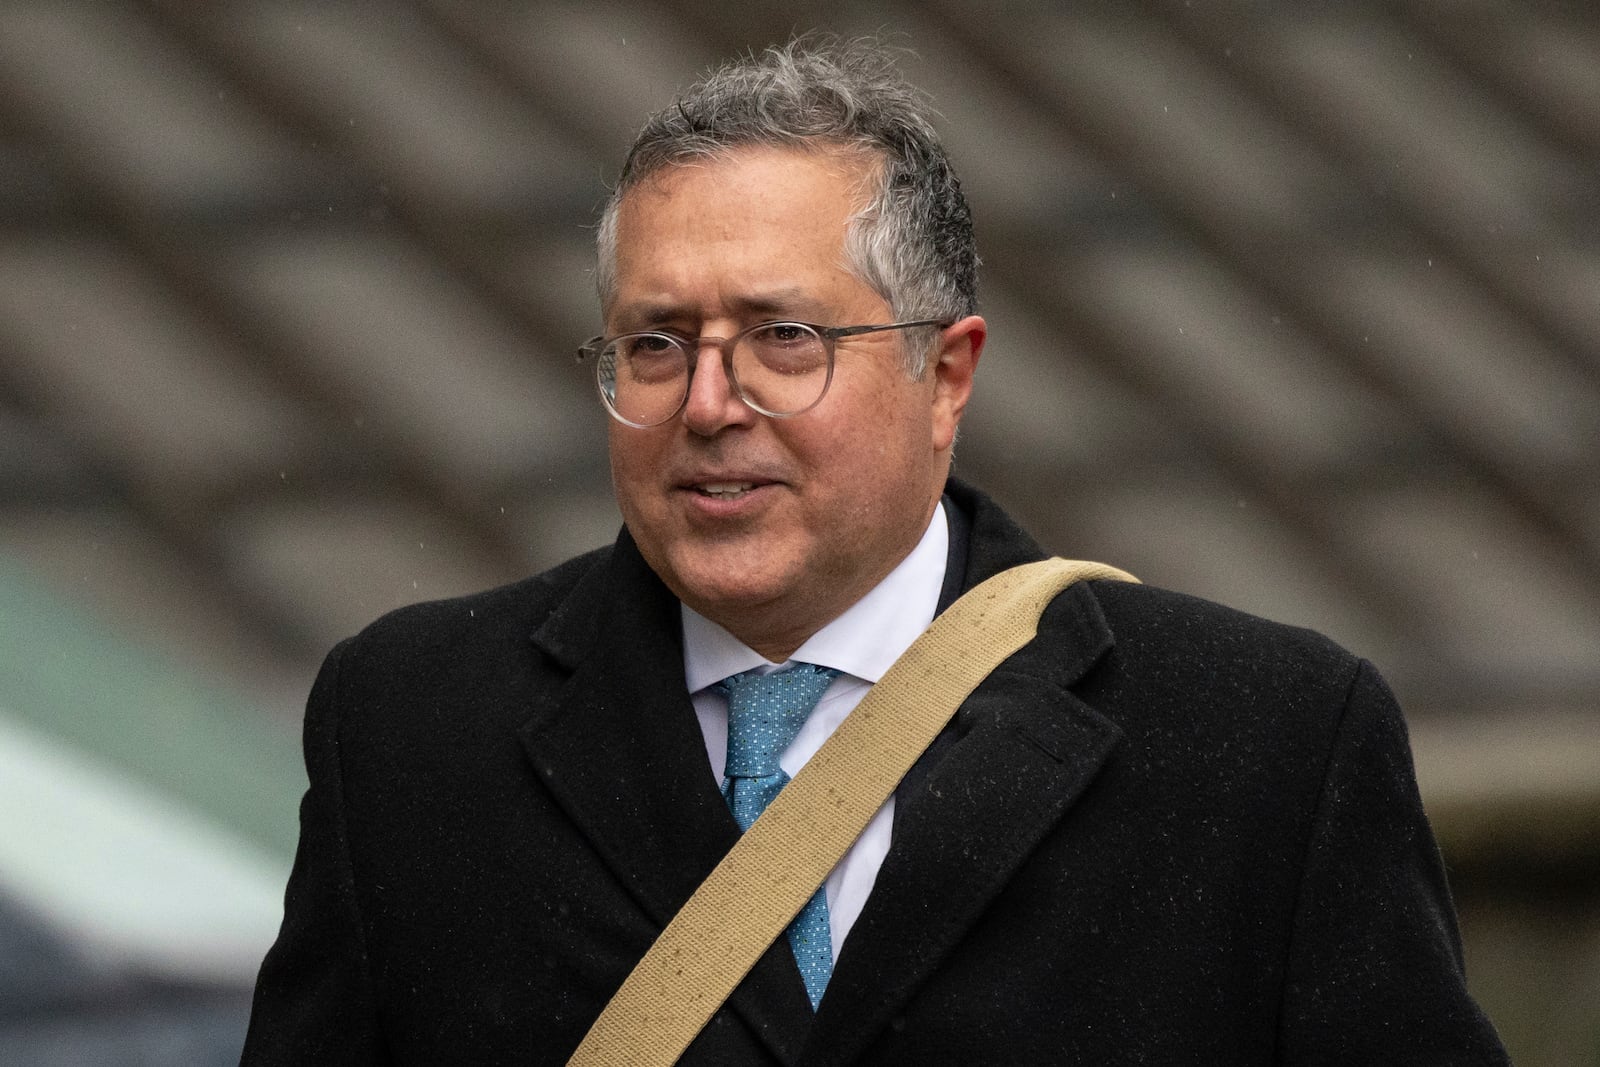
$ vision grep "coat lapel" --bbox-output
[804,487,1128,1063]
[517,532,814,1062]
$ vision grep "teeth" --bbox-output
[699,482,755,497]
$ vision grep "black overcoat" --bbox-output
[243,480,1507,1064]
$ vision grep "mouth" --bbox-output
[677,473,784,508]
[691,481,760,500]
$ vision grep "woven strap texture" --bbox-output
[566,558,1138,1066]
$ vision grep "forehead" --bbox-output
[612,146,879,250]
[606,146,883,320]
[629,141,877,204]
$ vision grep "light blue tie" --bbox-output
[714,663,841,1010]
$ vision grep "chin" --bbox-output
[674,567,787,617]
[660,548,799,620]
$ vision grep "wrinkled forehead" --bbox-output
[623,137,884,202]
[602,144,886,316]
[612,143,884,248]
[604,143,876,281]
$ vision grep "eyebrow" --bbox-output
[614,288,824,331]
[733,288,817,317]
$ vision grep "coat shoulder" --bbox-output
[306,544,616,741]
[1077,578,1374,740]
[342,543,613,660]
[1089,578,1359,677]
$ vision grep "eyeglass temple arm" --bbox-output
[823,319,950,340]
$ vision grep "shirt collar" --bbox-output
[682,501,949,692]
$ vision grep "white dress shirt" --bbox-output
[681,502,949,962]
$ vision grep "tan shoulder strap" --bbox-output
[567,558,1138,1066]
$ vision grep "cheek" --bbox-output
[808,407,922,504]
[607,436,657,518]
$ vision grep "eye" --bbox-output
[739,322,827,378]
[750,322,812,347]
[610,333,687,386]
[629,333,682,354]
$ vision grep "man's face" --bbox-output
[604,146,982,658]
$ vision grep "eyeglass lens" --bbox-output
[598,323,832,426]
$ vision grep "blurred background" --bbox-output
[0,0,1595,1062]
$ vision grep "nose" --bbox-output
[680,341,756,437]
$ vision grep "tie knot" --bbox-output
[717,663,840,780]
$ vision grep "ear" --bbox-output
[930,315,986,452]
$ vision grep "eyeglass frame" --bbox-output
[577,318,951,428]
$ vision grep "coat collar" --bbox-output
[521,481,1124,1063]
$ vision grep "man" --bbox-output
[244,38,1508,1064]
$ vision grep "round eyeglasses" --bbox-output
[577,319,949,428]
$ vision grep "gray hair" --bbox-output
[595,36,977,377]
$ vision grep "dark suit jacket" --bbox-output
[243,480,1507,1064]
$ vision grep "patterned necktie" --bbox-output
[714,663,841,1010]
